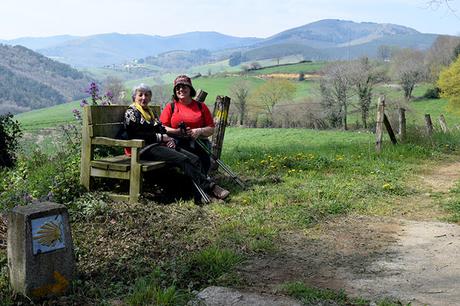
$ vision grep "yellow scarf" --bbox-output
[131,103,155,123]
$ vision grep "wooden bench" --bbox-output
[79,105,166,203]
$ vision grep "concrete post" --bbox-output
[7,202,76,300]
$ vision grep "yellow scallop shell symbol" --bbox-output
[33,221,63,247]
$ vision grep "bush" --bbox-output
[423,87,440,99]
[0,113,22,168]
[0,124,83,210]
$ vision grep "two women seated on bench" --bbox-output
[122,82,229,202]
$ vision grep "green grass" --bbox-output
[14,100,81,131]
[280,281,407,306]
[2,123,460,304]
[187,59,242,75]
[248,61,325,75]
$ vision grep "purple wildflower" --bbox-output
[72,109,82,120]
[80,99,88,107]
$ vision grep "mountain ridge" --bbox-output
[0,19,442,68]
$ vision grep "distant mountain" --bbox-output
[2,19,443,68]
[0,35,78,50]
[238,19,438,62]
[26,32,261,67]
[259,19,420,48]
[0,44,92,115]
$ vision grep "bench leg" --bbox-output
[129,164,142,203]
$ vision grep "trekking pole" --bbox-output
[196,139,245,188]
[192,179,211,204]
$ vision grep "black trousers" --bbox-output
[176,139,211,175]
[140,144,212,191]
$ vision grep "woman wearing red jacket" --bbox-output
[160,75,215,175]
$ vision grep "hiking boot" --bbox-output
[211,185,230,200]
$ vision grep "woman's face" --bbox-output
[134,90,152,108]
[175,85,191,100]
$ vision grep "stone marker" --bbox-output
[7,202,76,300]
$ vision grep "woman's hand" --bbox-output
[162,135,176,148]
[186,127,202,139]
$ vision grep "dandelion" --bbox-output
[382,183,393,190]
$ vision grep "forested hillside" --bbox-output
[0,44,92,114]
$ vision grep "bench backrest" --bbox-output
[83,105,161,139]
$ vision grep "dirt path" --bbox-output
[235,161,460,306]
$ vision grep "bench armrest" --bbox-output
[92,137,145,148]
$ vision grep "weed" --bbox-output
[125,272,187,306]
[178,246,243,289]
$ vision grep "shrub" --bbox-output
[0,113,22,168]
[422,87,440,99]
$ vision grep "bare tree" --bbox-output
[349,57,385,128]
[103,76,124,104]
[320,62,353,130]
[425,35,460,81]
[391,49,426,100]
[377,45,392,62]
[230,80,251,125]
[427,0,456,10]
[151,84,171,108]
[250,79,296,126]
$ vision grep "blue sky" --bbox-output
[0,0,459,39]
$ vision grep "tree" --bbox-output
[320,62,353,130]
[454,42,460,59]
[103,76,124,104]
[391,49,426,100]
[230,80,251,125]
[437,56,460,110]
[377,45,392,62]
[427,0,455,10]
[229,52,244,66]
[151,84,171,108]
[0,113,22,168]
[250,79,296,126]
[349,57,384,128]
[425,35,460,82]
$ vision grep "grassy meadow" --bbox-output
[2,121,460,304]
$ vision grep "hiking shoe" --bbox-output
[212,185,230,200]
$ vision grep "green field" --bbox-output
[248,61,325,75]
[14,77,460,133]
[14,100,81,130]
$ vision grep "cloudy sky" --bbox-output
[0,0,459,39]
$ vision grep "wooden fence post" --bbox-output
[375,96,385,153]
[439,114,448,133]
[383,114,397,145]
[195,89,208,103]
[398,108,406,141]
[211,96,231,161]
[425,114,433,137]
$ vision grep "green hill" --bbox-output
[0,44,92,115]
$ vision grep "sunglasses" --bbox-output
[175,85,190,91]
